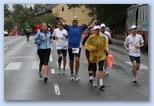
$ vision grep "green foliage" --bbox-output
[67,4,82,9]
[4,4,57,34]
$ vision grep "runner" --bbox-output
[100,23,111,76]
[34,22,52,83]
[64,16,87,81]
[23,23,31,41]
[82,27,94,84]
[52,22,68,74]
[124,25,144,83]
[84,25,108,91]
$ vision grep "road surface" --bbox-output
[4,36,149,101]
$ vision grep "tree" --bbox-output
[34,4,45,12]
[4,4,11,18]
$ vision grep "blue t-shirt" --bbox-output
[34,31,52,49]
[65,25,87,48]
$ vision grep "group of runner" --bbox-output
[34,16,144,91]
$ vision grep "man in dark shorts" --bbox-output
[124,25,144,83]
[64,16,87,81]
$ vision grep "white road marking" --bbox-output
[5,62,21,70]
[54,84,61,96]
[50,55,53,62]
[50,69,55,74]
[32,61,39,70]
[125,61,148,70]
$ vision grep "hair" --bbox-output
[42,22,47,26]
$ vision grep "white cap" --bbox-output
[100,23,106,28]
[94,25,101,30]
[130,25,137,30]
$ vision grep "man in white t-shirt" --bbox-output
[52,22,68,74]
[124,25,144,83]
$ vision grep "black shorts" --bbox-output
[37,49,51,65]
[129,56,140,64]
[91,60,105,71]
[68,48,81,61]
[57,49,67,57]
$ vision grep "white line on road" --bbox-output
[5,62,21,70]
[125,61,148,70]
[50,69,55,74]
[50,55,53,62]
[54,84,61,96]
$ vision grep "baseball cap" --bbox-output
[100,23,106,28]
[130,25,137,30]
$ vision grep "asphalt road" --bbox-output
[4,36,149,101]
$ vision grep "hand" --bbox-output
[126,48,129,52]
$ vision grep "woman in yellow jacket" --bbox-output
[84,25,108,91]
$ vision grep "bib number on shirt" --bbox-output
[72,48,79,54]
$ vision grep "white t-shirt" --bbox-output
[52,28,68,49]
[104,31,111,40]
[124,34,144,57]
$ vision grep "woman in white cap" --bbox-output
[84,25,108,91]
[124,25,144,83]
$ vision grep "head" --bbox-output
[94,25,101,35]
[42,22,47,31]
[72,16,79,26]
[58,22,64,29]
[88,27,94,35]
[100,23,106,33]
[130,25,137,35]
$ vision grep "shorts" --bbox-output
[68,48,81,61]
[37,49,51,65]
[91,60,105,71]
[129,56,140,64]
[57,49,67,57]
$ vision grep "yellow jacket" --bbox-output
[84,32,108,63]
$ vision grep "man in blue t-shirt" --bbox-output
[64,16,87,81]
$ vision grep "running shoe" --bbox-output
[99,85,105,91]
[89,76,93,84]
[132,79,137,84]
[92,79,97,88]
[105,71,109,76]
[70,73,74,81]
[44,77,48,83]
[39,71,43,80]
[74,74,80,81]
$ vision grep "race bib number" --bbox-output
[72,48,79,54]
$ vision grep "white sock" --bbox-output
[99,79,104,86]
